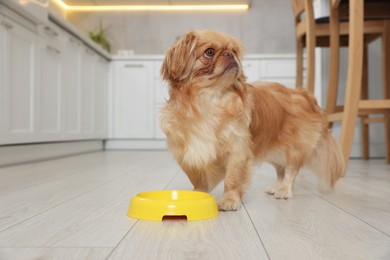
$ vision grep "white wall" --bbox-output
[67,1,295,55]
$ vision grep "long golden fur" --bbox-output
[160,30,345,211]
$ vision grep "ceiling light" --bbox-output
[53,0,249,12]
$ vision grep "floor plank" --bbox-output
[0,152,152,232]
[298,160,390,236]
[0,152,104,195]
[109,170,269,260]
[0,151,389,260]
[0,247,112,260]
[0,152,179,247]
[244,163,390,259]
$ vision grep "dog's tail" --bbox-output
[308,130,345,189]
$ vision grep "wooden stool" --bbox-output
[291,0,390,164]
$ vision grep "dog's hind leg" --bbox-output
[265,164,285,195]
[273,167,299,199]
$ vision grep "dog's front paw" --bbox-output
[218,198,242,211]
[273,186,293,199]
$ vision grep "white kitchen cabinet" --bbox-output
[242,59,261,82]
[154,105,166,139]
[153,62,169,139]
[61,36,109,140]
[80,48,97,138]
[62,35,82,140]
[0,14,39,144]
[36,24,63,141]
[94,57,109,138]
[112,61,154,139]
[0,7,109,145]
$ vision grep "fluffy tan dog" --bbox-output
[160,30,345,211]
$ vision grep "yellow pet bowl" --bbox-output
[128,190,219,221]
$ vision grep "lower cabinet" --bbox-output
[0,14,39,144]
[109,56,297,145]
[62,35,82,140]
[37,36,62,141]
[112,61,154,139]
[80,48,96,138]
[94,57,109,138]
[0,11,109,145]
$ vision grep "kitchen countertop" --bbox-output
[110,53,297,61]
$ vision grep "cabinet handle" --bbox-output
[1,21,13,30]
[46,45,61,54]
[44,26,59,37]
[85,48,95,55]
[69,37,81,46]
[124,64,144,68]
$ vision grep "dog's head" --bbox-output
[161,30,246,88]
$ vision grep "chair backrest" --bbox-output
[291,0,316,94]
[291,0,305,24]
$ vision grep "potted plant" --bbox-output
[89,21,111,53]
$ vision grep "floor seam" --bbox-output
[299,183,390,238]
[242,202,272,260]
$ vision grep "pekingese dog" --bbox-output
[160,30,345,211]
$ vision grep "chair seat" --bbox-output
[316,16,389,24]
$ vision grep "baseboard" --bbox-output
[330,124,386,159]
[105,139,167,150]
[0,140,104,167]
[104,139,386,159]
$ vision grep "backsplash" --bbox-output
[66,0,295,55]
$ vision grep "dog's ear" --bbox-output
[161,32,198,82]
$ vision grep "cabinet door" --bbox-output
[37,39,62,141]
[80,48,96,138]
[113,61,154,139]
[153,78,169,139]
[242,59,261,82]
[94,57,109,138]
[62,36,82,140]
[0,16,38,144]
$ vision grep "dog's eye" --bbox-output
[204,48,215,58]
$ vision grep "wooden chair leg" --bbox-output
[361,44,369,160]
[304,0,316,94]
[296,38,303,88]
[339,0,364,167]
[382,21,390,163]
[326,1,340,129]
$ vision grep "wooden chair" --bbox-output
[291,0,390,164]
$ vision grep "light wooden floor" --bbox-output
[0,151,389,260]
